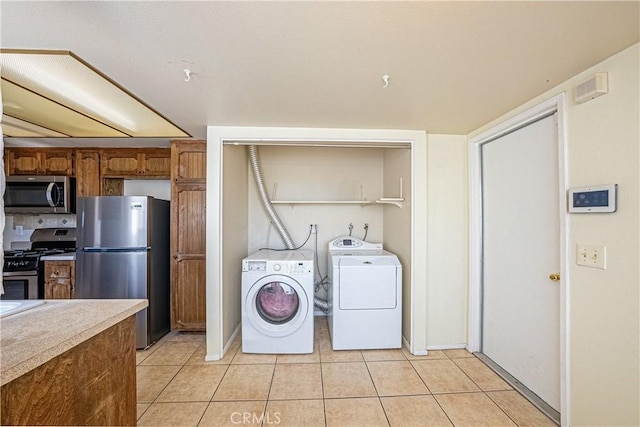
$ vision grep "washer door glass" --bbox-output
[256,281,299,324]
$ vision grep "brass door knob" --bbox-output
[549,273,561,282]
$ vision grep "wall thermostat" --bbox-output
[568,184,617,213]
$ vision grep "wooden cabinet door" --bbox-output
[6,149,42,175]
[172,258,206,330]
[174,143,206,180]
[171,184,206,330]
[101,148,171,177]
[141,150,171,177]
[41,150,73,175]
[101,178,124,196]
[75,150,101,197]
[5,148,73,175]
[170,140,207,330]
[44,261,75,299]
[101,150,140,177]
[45,279,73,299]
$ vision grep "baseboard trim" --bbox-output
[427,343,468,351]
[205,325,241,362]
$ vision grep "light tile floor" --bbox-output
[136,317,557,426]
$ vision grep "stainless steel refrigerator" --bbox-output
[76,196,170,349]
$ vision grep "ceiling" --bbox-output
[1,1,638,147]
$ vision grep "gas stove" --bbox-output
[4,228,77,272]
[2,228,76,300]
[4,248,76,272]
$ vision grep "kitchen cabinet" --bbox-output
[1,300,143,426]
[44,260,75,299]
[101,178,124,196]
[170,140,206,330]
[5,148,74,176]
[101,148,170,178]
[75,149,124,197]
[75,150,102,197]
[77,148,171,197]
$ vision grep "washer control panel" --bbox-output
[243,259,312,275]
[268,260,313,275]
[245,260,266,272]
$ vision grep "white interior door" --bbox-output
[481,113,560,411]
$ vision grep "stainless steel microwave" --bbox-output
[4,176,76,214]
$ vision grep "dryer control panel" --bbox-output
[329,236,383,251]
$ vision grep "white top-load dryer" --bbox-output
[327,236,402,350]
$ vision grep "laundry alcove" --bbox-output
[205,127,429,361]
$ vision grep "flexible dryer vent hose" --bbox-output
[248,145,296,249]
[248,145,329,312]
[313,296,329,312]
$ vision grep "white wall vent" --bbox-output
[575,72,608,104]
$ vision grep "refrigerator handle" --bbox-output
[81,247,151,253]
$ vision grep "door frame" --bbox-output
[206,127,428,360]
[467,93,570,425]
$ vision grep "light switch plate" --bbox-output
[576,244,606,269]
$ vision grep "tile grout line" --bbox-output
[407,357,434,395]
[408,350,457,426]
[450,354,488,392]
[473,353,561,425]
[431,394,456,427]
[362,353,391,427]
[428,352,456,427]
[261,354,278,427]
[319,344,328,427]
[199,338,228,426]
[195,358,233,426]
[450,354,523,424]
[362,353,392,426]
[136,337,203,423]
[483,390,525,427]
[137,327,554,426]
[198,337,240,426]
[445,353,521,426]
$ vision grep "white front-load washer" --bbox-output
[241,249,314,354]
[328,237,402,350]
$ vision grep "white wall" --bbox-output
[246,145,386,303]
[222,145,248,345]
[123,179,171,201]
[426,134,468,348]
[469,43,639,426]
[382,148,413,347]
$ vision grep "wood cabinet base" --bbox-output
[1,316,136,426]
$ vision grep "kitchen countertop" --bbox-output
[0,299,147,386]
[40,253,76,261]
